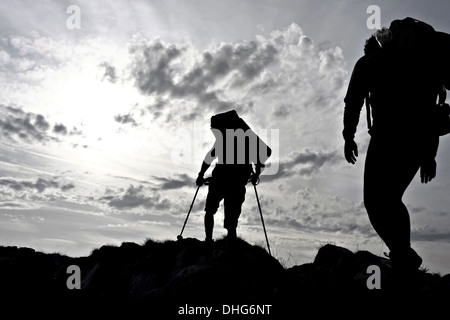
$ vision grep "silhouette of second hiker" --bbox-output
[196,110,271,245]
[343,18,450,272]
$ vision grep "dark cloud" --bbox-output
[53,123,68,135]
[290,150,340,171]
[100,62,117,83]
[176,40,277,94]
[263,149,340,182]
[152,173,193,190]
[412,226,450,242]
[245,191,374,239]
[61,183,75,191]
[272,104,293,118]
[412,232,450,242]
[114,114,137,127]
[0,104,82,142]
[69,127,83,136]
[0,177,75,193]
[103,185,171,210]
[146,98,166,120]
[0,105,51,142]
[128,36,279,118]
[34,114,50,131]
[129,39,182,96]
[103,23,347,126]
[0,202,27,209]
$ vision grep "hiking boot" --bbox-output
[388,247,422,272]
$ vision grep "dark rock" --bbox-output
[0,239,449,316]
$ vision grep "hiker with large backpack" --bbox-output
[343,17,450,272]
[196,110,271,246]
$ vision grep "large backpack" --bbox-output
[210,110,272,165]
[365,18,450,136]
[388,17,435,51]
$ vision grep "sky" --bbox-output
[1,0,450,275]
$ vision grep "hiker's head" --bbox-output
[374,27,392,47]
[364,35,380,55]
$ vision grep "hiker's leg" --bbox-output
[223,184,246,238]
[227,227,237,240]
[204,182,224,241]
[204,212,214,241]
[363,136,420,253]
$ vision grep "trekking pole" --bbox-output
[177,185,200,241]
[253,184,272,256]
[177,177,211,241]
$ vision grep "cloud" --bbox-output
[125,30,280,119]
[102,185,171,211]
[129,37,182,96]
[152,173,193,190]
[411,222,450,242]
[271,104,293,118]
[61,183,75,191]
[0,104,52,143]
[290,149,341,175]
[53,123,68,135]
[263,148,341,182]
[412,231,450,242]
[114,114,138,127]
[0,177,75,193]
[181,39,277,92]
[100,61,118,83]
[246,186,374,238]
[116,23,348,169]
[0,201,33,209]
[0,104,83,143]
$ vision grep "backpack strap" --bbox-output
[365,93,372,130]
[439,86,447,105]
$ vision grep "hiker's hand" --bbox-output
[420,159,436,184]
[250,172,260,185]
[196,174,205,187]
[344,139,358,164]
[250,165,262,185]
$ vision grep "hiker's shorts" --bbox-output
[204,165,250,230]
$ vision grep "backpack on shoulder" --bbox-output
[434,87,450,136]
[365,17,450,136]
[210,110,272,165]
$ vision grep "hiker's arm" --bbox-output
[343,57,368,164]
[202,144,218,171]
[196,146,217,186]
[198,161,210,177]
[196,160,210,187]
[343,57,368,141]
[420,135,439,184]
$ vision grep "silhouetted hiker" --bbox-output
[343,18,450,272]
[196,110,271,247]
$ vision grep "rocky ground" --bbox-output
[1,237,449,317]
